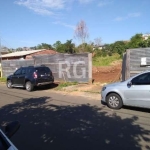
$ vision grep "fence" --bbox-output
[2,59,34,77]
[1,53,92,83]
[122,48,150,81]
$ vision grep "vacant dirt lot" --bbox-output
[92,60,122,83]
[56,61,123,95]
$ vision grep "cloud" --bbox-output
[114,12,141,21]
[15,0,68,16]
[53,21,75,30]
[98,0,113,7]
[15,0,100,16]
[114,17,125,21]
[128,12,141,17]
[78,0,94,4]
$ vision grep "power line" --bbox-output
[0,33,13,49]
[0,37,2,66]
[0,37,13,49]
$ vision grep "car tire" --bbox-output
[106,93,123,109]
[7,80,12,89]
[25,81,34,92]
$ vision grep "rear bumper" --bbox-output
[36,81,53,86]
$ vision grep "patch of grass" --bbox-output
[55,82,78,90]
[0,77,6,83]
[93,53,121,66]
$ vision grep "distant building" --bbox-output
[93,45,106,51]
[1,49,57,60]
[123,40,130,43]
[142,34,150,40]
[0,47,10,55]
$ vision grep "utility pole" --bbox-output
[0,38,2,63]
[0,37,2,78]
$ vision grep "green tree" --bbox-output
[16,47,23,51]
[53,41,66,53]
[128,34,143,48]
[77,43,93,53]
[53,41,61,50]
[139,36,150,48]
[111,41,127,55]
[36,43,53,49]
[30,46,36,50]
[146,37,150,47]
[64,40,75,54]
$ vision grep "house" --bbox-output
[142,34,150,40]
[93,45,106,51]
[1,49,57,60]
[0,47,10,55]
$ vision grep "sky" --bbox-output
[0,0,150,49]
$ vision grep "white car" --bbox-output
[101,71,150,109]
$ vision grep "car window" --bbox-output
[14,68,22,75]
[27,68,34,74]
[21,68,27,74]
[45,67,50,72]
[35,67,50,74]
[132,73,150,85]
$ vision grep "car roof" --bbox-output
[128,70,150,80]
[21,65,48,69]
[34,65,48,68]
[137,70,150,75]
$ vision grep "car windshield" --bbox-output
[35,67,50,73]
[121,72,146,82]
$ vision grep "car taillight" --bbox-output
[33,72,38,79]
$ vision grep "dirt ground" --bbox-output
[53,61,123,95]
[92,60,122,83]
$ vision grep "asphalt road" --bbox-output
[0,84,150,150]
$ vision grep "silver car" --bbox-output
[101,71,150,109]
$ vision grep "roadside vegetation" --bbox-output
[0,77,6,83]
[6,33,149,67]
[3,18,149,68]
[56,82,78,90]
[5,20,150,64]
[93,53,121,66]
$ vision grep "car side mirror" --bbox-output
[127,81,132,87]
[5,121,20,138]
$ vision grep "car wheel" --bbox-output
[7,80,12,89]
[106,93,123,109]
[25,81,34,92]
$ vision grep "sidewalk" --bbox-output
[50,89,101,101]
[49,83,104,100]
